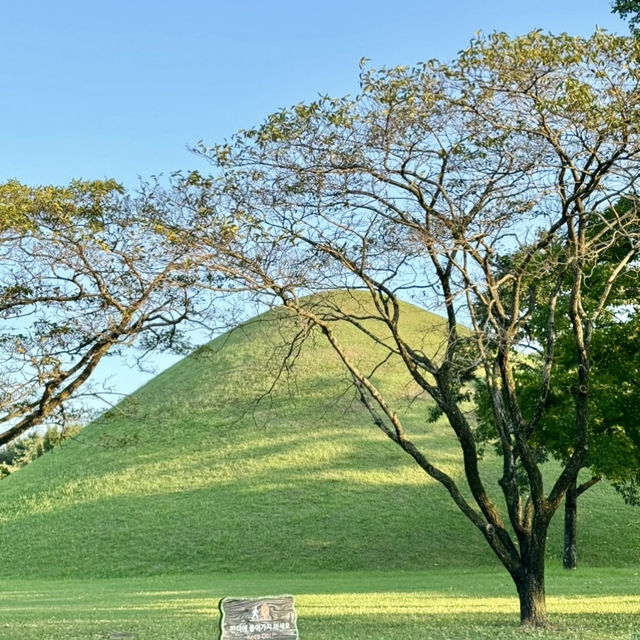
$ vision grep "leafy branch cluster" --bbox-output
[0,179,209,449]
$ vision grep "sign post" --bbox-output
[219,595,299,640]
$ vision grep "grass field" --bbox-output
[1,293,638,579]
[0,569,638,640]
[0,293,638,637]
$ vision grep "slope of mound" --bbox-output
[0,291,638,578]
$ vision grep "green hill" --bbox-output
[0,291,638,578]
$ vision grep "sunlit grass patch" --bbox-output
[0,569,638,640]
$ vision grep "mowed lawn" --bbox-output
[1,297,638,579]
[1,296,639,638]
[0,568,638,640]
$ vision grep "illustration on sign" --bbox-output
[219,595,299,640]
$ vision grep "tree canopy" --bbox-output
[0,179,200,448]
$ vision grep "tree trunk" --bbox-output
[513,524,548,627]
[515,569,546,627]
[563,480,578,569]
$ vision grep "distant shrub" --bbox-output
[0,424,82,478]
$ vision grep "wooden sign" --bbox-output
[219,595,299,640]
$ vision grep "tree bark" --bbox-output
[515,570,547,627]
[563,479,578,569]
[513,522,548,627]
[562,475,600,570]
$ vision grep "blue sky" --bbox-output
[0,1,629,405]
[2,1,627,188]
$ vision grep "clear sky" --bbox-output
[2,0,627,188]
[0,0,629,406]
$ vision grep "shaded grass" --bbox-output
[0,569,638,639]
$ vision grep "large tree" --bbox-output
[0,179,199,448]
[176,31,640,627]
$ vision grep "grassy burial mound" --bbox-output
[0,292,638,578]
